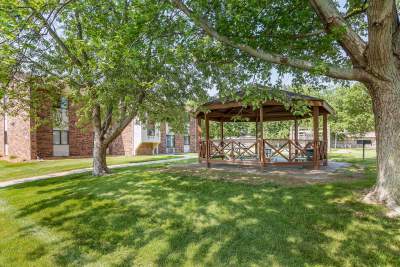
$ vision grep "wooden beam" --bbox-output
[206,100,282,110]
[323,113,328,166]
[255,117,258,155]
[207,106,290,118]
[313,106,320,169]
[220,119,224,145]
[205,113,210,168]
[294,118,299,157]
[206,102,244,110]
[260,106,265,165]
[197,117,202,163]
[322,101,335,115]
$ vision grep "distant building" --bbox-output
[331,131,376,149]
[290,126,376,149]
[0,97,197,160]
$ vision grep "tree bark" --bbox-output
[365,80,400,215]
[92,129,110,176]
[92,104,110,176]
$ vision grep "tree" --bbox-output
[327,84,374,136]
[0,0,209,175]
[171,0,400,214]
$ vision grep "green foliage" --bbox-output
[171,0,355,86]
[0,0,210,133]
[326,83,374,135]
[208,120,291,139]
[205,83,374,139]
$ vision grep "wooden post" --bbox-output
[220,119,224,159]
[260,106,265,166]
[196,117,202,163]
[323,113,328,166]
[255,117,258,155]
[313,106,320,169]
[294,118,299,157]
[205,113,210,168]
[220,119,224,145]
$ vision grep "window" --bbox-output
[145,122,156,136]
[184,135,190,145]
[59,97,68,110]
[147,129,155,136]
[53,130,69,145]
[53,97,69,129]
[166,135,175,148]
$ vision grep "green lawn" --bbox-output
[330,148,377,162]
[0,154,181,181]
[0,150,399,266]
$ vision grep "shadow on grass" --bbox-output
[8,163,400,266]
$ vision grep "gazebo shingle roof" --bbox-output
[197,88,334,122]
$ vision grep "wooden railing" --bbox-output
[199,139,327,163]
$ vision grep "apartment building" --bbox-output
[0,97,197,160]
[109,118,197,157]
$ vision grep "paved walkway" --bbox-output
[0,155,196,189]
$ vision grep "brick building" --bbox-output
[0,97,197,160]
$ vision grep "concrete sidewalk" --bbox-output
[0,155,195,189]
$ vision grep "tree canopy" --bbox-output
[326,84,374,136]
[170,0,400,212]
[0,0,211,174]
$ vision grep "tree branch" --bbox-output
[75,10,89,63]
[100,105,113,136]
[22,57,83,86]
[309,0,367,67]
[271,3,368,40]
[32,10,83,67]
[92,104,102,139]
[171,0,370,82]
[104,90,146,145]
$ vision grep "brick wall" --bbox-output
[1,105,196,159]
[30,102,56,159]
[109,135,124,155]
[175,134,184,153]
[109,122,133,156]
[158,123,167,154]
[0,116,4,157]
[30,117,37,159]
[157,120,198,154]
[7,112,32,160]
[68,105,93,157]
[136,143,155,155]
[35,121,53,159]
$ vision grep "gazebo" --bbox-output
[196,90,334,169]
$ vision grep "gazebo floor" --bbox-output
[167,161,360,186]
[199,158,318,167]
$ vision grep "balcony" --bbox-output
[141,128,160,143]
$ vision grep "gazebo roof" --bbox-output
[197,89,334,122]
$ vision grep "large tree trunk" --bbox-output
[365,80,400,215]
[92,128,110,176]
[92,104,109,176]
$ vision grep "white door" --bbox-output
[184,145,190,153]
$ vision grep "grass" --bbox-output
[0,150,399,266]
[0,154,181,181]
